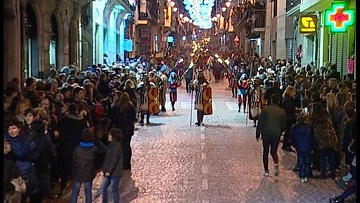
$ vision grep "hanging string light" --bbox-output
[184,0,215,29]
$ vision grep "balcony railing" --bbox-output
[286,0,301,12]
[232,7,250,29]
[250,9,266,29]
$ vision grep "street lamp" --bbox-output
[179,13,184,18]
[173,7,178,12]
[216,13,221,18]
[170,1,175,7]
[222,7,227,12]
[225,1,231,8]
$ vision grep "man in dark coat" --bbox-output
[256,93,286,177]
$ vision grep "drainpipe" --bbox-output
[269,1,272,57]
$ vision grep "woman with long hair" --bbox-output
[114,92,137,170]
[309,103,339,179]
[281,86,298,152]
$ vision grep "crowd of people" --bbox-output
[3,45,356,202]
[223,52,356,202]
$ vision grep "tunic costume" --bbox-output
[192,71,211,126]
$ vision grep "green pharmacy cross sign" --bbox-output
[325,2,355,33]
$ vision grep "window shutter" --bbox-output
[286,39,293,61]
[336,34,343,74]
[342,32,349,77]
[330,34,337,65]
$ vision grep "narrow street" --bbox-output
[55,79,342,203]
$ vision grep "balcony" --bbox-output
[286,0,301,16]
[286,0,301,12]
[137,0,159,24]
[250,9,266,33]
[232,2,253,31]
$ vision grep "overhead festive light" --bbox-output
[183,0,215,29]
[225,2,231,7]
[170,1,175,7]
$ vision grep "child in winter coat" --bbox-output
[291,114,315,183]
[101,128,124,203]
[70,128,98,203]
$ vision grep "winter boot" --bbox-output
[171,102,175,111]
[146,114,150,124]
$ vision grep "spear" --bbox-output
[190,89,193,126]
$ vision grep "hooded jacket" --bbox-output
[291,123,315,153]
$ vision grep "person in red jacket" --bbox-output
[94,94,106,125]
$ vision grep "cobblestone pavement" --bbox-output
[49,78,343,203]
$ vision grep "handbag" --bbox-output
[10,176,27,194]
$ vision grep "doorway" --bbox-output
[24,4,39,78]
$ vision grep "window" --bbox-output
[273,0,277,17]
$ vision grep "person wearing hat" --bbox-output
[237,67,250,113]
[191,70,210,126]
[137,74,154,125]
[159,70,169,111]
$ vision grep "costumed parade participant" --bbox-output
[191,70,212,126]
[237,67,250,113]
[168,72,180,111]
[148,71,162,115]
[229,65,238,98]
[137,73,159,125]
[159,70,168,112]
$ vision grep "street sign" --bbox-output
[124,39,133,52]
[324,2,355,33]
[299,15,317,34]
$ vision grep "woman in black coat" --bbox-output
[57,103,87,194]
[282,86,298,152]
[114,92,137,170]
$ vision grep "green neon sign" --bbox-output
[324,2,355,33]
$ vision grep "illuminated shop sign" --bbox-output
[324,2,355,33]
[299,15,317,34]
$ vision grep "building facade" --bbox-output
[3,0,133,85]
[286,0,356,78]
